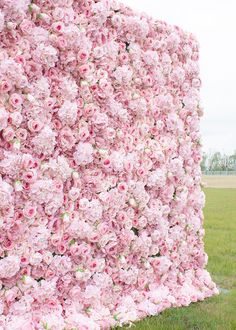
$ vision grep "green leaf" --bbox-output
[76,267,85,273]
[21,275,27,282]
[85,306,92,313]
[125,41,130,52]
[131,227,139,236]
[69,239,76,246]
[43,323,49,330]
[150,252,161,257]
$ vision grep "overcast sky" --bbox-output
[121,0,236,155]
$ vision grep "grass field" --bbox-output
[119,188,236,330]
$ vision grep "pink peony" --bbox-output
[73,142,94,166]
[32,126,56,156]
[0,179,13,208]
[0,10,4,32]
[58,100,78,126]
[0,256,20,279]
[0,107,9,130]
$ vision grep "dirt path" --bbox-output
[202,175,236,188]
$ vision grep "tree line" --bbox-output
[201,151,236,172]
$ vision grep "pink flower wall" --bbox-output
[0,0,219,329]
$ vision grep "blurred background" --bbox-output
[122,0,236,173]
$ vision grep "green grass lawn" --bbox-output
[119,188,236,330]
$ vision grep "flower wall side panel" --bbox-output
[0,0,218,329]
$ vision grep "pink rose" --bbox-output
[78,64,91,78]
[68,187,81,201]
[20,19,34,34]
[22,169,37,183]
[111,14,122,27]
[0,79,12,93]
[59,127,76,150]
[151,256,172,275]
[9,93,23,108]
[52,21,65,33]
[27,119,43,132]
[2,126,15,141]
[77,50,90,63]
[77,125,90,141]
[117,182,128,193]
[23,203,37,218]
[16,128,28,140]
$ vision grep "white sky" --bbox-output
[121,0,236,155]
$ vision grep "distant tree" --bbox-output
[208,152,222,171]
[200,150,236,172]
[200,152,207,171]
[228,151,236,171]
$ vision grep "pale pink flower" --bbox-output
[0,256,20,279]
[52,21,65,33]
[151,256,172,275]
[143,50,159,66]
[9,93,23,108]
[4,314,34,330]
[32,126,56,156]
[0,107,9,130]
[10,112,23,127]
[59,77,78,100]
[113,65,133,85]
[22,169,37,183]
[23,203,37,219]
[111,14,122,28]
[59,127,76,150]
[0,179,13,208]
[20,19,34,34]
[147,169,166,188]
[125,16,149,40]
[73,142,94,166]
[58,100,78,126]
[2,126,15,141]
[33,43,58,68]
[92,111,109,128]
[28,225,50,251]
[27,119,43,133]
[0,79,12,93]
[79,197,90,210]
[68,187,81,201]
[0,11,4,32]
